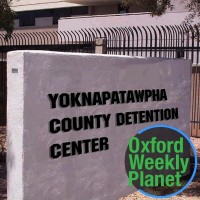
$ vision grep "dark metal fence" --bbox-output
[0,30,96,126]
[0,25,199,137]
[94,25,200,137]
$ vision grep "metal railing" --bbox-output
[0,25,199,137]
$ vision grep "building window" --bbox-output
[17,12,35,27]
[118,4,129,14]
[71,6,88,16]
[14,6,89,27]
[53,8,71,25]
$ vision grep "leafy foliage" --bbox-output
[121,0,174,16]
[184,0,200,25]
[121,0,200,24]
[0,0,15,38]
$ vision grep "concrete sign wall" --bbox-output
[7,51,191,200]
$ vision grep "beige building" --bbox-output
[58,0,193,33]
[10,0,157,30]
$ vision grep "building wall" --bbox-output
[57,0,193,31]
[35,17,53,27]
[59,12,191,32]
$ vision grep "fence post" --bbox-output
[95,38,107,54]
[176,49,185,58]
